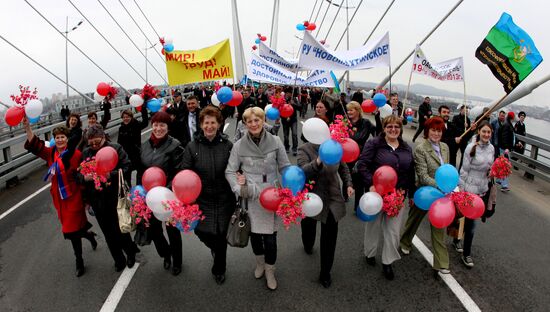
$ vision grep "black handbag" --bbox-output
[226,197,250,248]
[134,223,152,246]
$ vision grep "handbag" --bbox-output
[117,169,136,233]
[226,196,251,248]
[134,222,152,246]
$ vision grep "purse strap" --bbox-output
[118,169,128,197]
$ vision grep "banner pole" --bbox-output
[401,64,414,118]
[463,79,468,130]
[459,93,507,140]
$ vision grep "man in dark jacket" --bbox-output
[498,112,516,192]
[514,111,526,155]
[438,105,458,165]
[255,86,269,111]
[194,83,212,108]
[170,91,187,121]
[412,97,433,142]
[451,104,473,169]
[237,89,256,124]
[171,95,201,148]
[282,91,300,155]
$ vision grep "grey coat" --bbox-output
[225,131,291,234]
[460,142,494,195]
[297,143,352,223]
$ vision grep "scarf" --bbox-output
[150,133,168,148]
[43,149,72,200]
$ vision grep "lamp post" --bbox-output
[64,17,83,103]
[145,40,157,84]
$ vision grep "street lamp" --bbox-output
[144,40,157,84]
[64,17,84,103]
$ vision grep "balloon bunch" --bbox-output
[404,108,414,122]
[4,85,42,126]
[263,92,290,120]
[95,82,118,102]
[211,86,242,107]
[254,33,267,45]
[357,166,401,221]
[132,84,161,112]
[296,21,316,31]
[159,37,174,54]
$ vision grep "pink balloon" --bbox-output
[373,165,397,195]
[227,91,243,107]
[428,197,456,228]
[172,170,202,204]
[460,194,485,219]
[341,138,360,163]
[142,167,167,191]
[95,146,118,175]
[4,106,25,126]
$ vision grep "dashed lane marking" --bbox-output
[0,183,51,221]
[99,264,140,312]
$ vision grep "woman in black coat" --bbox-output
[117,109,149,186]
[66,113,83,152]
[180,106,235,285]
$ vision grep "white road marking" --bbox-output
[223,122,230,133]
[412,236,481,312]
[0,183,51,221]
[99,264,140,312]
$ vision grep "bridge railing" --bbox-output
[510,133,550,183]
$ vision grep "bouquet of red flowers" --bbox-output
[165,200,204,233]
[10,85,38,107]
[382,189,405,217]
[329,115,354,143]
[269,95,286,110]
[130,190,151,226]
[78,157,109,190]
[490,155,512,179]
[141,84,159,102]
[450,191,474,217]
[276,181,315,229]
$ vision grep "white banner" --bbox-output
[298,31,390,70]
[412,45,464,81]
[258,42,299,71]
[297,70,335,88]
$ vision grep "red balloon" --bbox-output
[252,45,257,50]
[303,21,310,27]
[142,167,167,191]
[261,36,267,41]
[161,48,165,55]
[257,33,262,38]
[459,194,485,219]
[172,169,202,204]
[279,104,294,118]
[307,23,316,31]
[96,82,110,96]
[135,105,142,112]
[428,197,456,228]
[260,187,282,212]
[361,99,376,113]
[341,138,360,163]
[227,91,243,107]
[95,146,118,175]
[4,106,25,126]
[373,165,397,195]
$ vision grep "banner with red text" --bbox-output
[412,45,464,81]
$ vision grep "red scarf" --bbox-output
[150,133,168,148]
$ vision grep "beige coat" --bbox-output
[414,139,450,187]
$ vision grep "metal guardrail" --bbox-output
[510,133,550,183]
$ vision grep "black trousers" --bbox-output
[301,211,339,278]
[195,230,228,275]
[149,216,182,267]
[412,121,425,141]
[250,232,277,265]
[68,231,95,261]
[282,121,298,152]
[94,203,137,267]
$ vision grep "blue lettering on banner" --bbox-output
[302,44,312,55]
[309,43,389,68]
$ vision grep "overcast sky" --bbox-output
[1,0,548,109]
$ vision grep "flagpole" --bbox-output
[401,63,414,118]
[463,79,468,130]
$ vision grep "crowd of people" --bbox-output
[23,83,527,290]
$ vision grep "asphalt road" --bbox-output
[1,113,550,312]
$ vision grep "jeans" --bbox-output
[462,218,477,257]
[250,232,277,265]
[282,121,298,152]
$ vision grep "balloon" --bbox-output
[302,117,330,144]
[356,207,378,222]
[261,36,267,41]
[4,106,25,126]
[165,38,173,45]
[319,139,343,165]
[306,23,316,30]
[302,193,323,217]
[361,99,376,113]
[406,115,413,122]
[147,99,161,112]
[211,93,220,106]
[282,165,306,195]
[414,186,445,210]
[296,24,306,31]
[227,91,243,107]
[359,192,383,215]
[255,38,261,44]
[405,108,414,116]
[94,91,105,103]
[217,87,233,103]
[146,186,176,221]
[95,146,118,175]
[279,104,294,118]
[303,21,310,27]
[428,197,456,228]
[435,164,459,193]
[96,82,110,96]
[373,165,397,195]
[163,43,174,53]
[373,93,387,108]
[259,186,283,212]
[266,107,280,120]
[46,137,55,148]
[459,194,485,219]
[379,104,393,118]
[29,116,40,124]
[142,167,167,191]
[252,45,257,51]
[130,185,147,200]
[25,99,43,119]
[176,219,199,232]
[264,104,273,113]
[341,138,360,163]
[172,170,202,204]
[129,94,144,107]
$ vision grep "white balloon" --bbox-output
[302,117,331,144]
[94,91,105,103]
[211,93,220,107]
[302,193,323,217]
[379,104,393,119]
[359,192,383,215]
[264,104,273,113]
[129,94,144,107]
[146,186,176,221]
[25,99,43,119]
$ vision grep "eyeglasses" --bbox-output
[88,138,103,146]
[385,125,401,129]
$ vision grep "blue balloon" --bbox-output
[147,99,161,112]
[356,207,378,222]
[319,139,343,165]
[176,219,199,232]
[296,24,306,31]
[130,185,147,201]
[164,43,174,52]
[255,38,261,44]
[413,186,445,210]
[373,93,387,108]
[435,164,460,193]
[282,165,306,195]
[266,107,280,120]
[29,116,40,124]
[217,86,233,103]
[406,115,413,122]
[49,138,55,147]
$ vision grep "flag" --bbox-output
[475,12,543,93]
[413,45,464,82]
[329,71,340,94]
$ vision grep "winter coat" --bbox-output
[138,136,184,188]
[118,112,149,170]
[451,114,473,147]
[67,127,82,152]
[170,110,200,149]
[181,131,235,235]
[418,102,433,124]
[498,120,515,150]
[25,136,87,234]
[225,130,291,234]
[459,142,494,195]
[350,118,375,153]
[297,143,352,223]
[414,139,450,188]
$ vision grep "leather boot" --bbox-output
[264,264,277,290]
[76,258,85,277]
[85,231,98,251]
[254,255,265,279]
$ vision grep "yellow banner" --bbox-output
[165,39,234,85]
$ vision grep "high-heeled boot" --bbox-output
[84,231,98,251]
[76,258,85,277]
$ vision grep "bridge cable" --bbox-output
[308,0,320,22]
[323,0,345,42]
[133,0,162,40]
[315,0,333,38]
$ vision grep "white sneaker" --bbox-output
[438,268,451,274]
[400,247,410,255]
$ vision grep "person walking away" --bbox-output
[497,112,515,192]
[412,97,433,143]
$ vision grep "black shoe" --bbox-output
[115,261,126,272]
[172,266,182,276]
[76,259,85,277]
[87,231,98,251]
[366,256,376,266]
[382,264,394,280]
[127,253,136,269]
[319,274,332,288]
[214,274,226,285]
[293,151,297,156]
[163,256,171,270]
[304,246,313,255]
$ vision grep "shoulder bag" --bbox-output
[226,196,250,248]
[117,169,136,233]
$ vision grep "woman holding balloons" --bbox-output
[225,107,291,291]
[357,115,415,280]
[297,137,354,288]
[117,108,149,186]
[400,116,451,274]
[138,111,185,276]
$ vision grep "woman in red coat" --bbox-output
[23,118,97,277]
